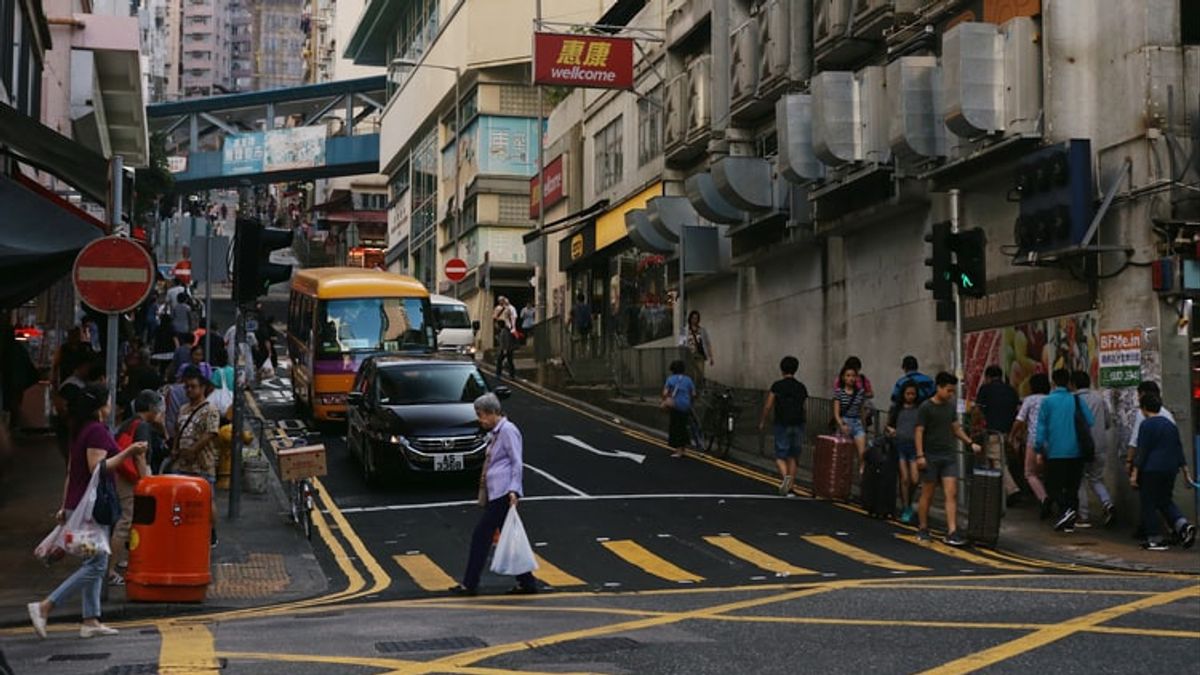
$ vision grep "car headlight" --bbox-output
[457,345,477,355]
[388,434,407,446]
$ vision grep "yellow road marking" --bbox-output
[703,535,818,576]
[158,621,221,674]
[601,539,705,583]
[312,476,392,594]
[216,649,596,674]
[868,583,1158,596]
[310,505,366,594]
[894,534,1037,572]
[533,553,587,587]
[918,584,1200,674]
[394,553,459,592]
[802,535,930,572]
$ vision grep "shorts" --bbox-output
[773,424,805,460]
[895,439,917,462]
[843,417,865,439]
[921,454,959,482]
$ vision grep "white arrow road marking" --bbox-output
[555,434,646,464]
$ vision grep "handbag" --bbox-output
[660,383,677,411]
[92,460,122,526]
[1073,395,1096,462]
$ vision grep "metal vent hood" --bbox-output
[626,209,674,254]
[686,172,744,224]
[887,56,947,160]
[812,70,859,165]
[712,156,774,212]
[941,17,1041,139]
[777,94,826,182]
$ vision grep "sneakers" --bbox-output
[27,602,47,639]
[916,529,932,542]
[943,531,967,547]
[1102,503,1116,528]
[1054,508,1077,532]
[1179,523,1197,550]
[448,584,477,597]
[1142,540,1170,552]
[1074,520,1093,529]
[79,623,119,638]
[899,507,914,524]
[778,475,794,496]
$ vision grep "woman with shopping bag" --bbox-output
[28,384,149,640]
[450,393,540,596]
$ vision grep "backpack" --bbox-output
[114,419,144,484]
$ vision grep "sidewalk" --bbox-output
[508,365,1200,575]
[0,427,326,630]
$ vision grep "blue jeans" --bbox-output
[773,424,804,460]
[843,417,865,439]
[48,550,109,620]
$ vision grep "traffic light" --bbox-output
[950,228,987,298]
[234,217,293,305]
[1013,139,1093,254]
[924,221,952,301]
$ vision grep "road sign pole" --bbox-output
[106,155,123,429]
[205,215,213,362]
[230,306,244,520]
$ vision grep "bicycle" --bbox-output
[701,388,740,458]
[290,476,318,541]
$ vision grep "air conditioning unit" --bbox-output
[686,56,712,137]
[859,66,891,165]
[664,71,689,150]
[886,56,946,161]
[730,17,758,106]
[776,94,826,182]
[942,17,1041,140]
[757,0,790,91]
[811,70,860,166]
[814,0,852,53]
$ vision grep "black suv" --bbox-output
[346,355,509,484]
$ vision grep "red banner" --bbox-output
[530,155,566,218]
[533,32,635,90]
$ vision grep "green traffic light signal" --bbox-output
[950,228,987,298]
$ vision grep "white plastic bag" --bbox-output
[490,506,538,576]
[33,465,110,563]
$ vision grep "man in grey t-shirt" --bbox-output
[915,372,982,547]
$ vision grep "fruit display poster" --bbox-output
[963,311,1100,400]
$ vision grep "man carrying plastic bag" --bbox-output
[450,392,539,596]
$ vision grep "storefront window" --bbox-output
[611,249,671,347]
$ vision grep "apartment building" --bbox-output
[346,0,610,345]
[254,0,307,90]
[179,0,231,97]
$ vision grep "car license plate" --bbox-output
[434,453,464,472]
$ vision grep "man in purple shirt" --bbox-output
[452,393,539,595]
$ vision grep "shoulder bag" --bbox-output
[1073,395,1096,462]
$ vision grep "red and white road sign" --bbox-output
[72,236,155,314]
[445,258,468,283]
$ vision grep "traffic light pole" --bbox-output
[949,188,967,510]
[230,306,245,520]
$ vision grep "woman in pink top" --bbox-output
[28,384,148,640]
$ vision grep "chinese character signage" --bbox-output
[1099,329,1142,387]
[533,32,634,90]
[222,127,328,176]
[530,154,566,218]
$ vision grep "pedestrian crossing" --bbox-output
[379,531,1049,595]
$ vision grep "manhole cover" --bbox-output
[534,637,642,656]
[375,636,488,653]
[48,653,110,662]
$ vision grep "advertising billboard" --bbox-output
[533,32,635,90]
[529,154,566,217]
[222,126,328,175]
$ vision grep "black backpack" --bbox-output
[92,462,122,526]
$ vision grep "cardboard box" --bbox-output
[277,444,327,481]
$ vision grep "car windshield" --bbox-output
[434,304,472,330]
[377,364,488,405]
[318,297,432,356]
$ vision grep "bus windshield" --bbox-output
[433,304,472,330]
[317,297,432,356]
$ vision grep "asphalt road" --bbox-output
[3,367,1197,674]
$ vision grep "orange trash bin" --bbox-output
[125,475,212,602]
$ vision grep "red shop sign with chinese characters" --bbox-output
[530,155,566,218]
[533,32,635,90]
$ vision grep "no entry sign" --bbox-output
[445,258,468,283]
[73,236,155,314]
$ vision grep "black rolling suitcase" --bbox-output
[861,437,898,519]
[967,433,1005,547]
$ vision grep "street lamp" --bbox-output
[390,57,462,296]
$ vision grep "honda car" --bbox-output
[346,355,509,484]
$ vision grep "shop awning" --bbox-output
[0,102,131,216]
[321,210,387,223]
[0,174,106,308]
[480,260,535,289]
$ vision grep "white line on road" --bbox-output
[555,434,646,464]
[337,492,789,514]
[525,462,590,497]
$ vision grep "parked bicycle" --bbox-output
[290,475,318,541]
[701,388,740,458]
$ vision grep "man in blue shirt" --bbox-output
[1035,368,1094,532]
[891,355,936,405]
[1131,393,1196,550]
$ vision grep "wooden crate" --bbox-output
[277,444,327,481]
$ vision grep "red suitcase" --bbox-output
[813,434,855,501]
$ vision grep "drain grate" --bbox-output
[103,659,226,674]
[375,636,488,653]
[294,611,345,620]
[48,653,110,662]
[533,637,642,657]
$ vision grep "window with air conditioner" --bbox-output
[663,72,688,149]
[638,86,663,166]
[594,116,624,192]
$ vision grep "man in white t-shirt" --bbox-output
[1009,374,1051,515]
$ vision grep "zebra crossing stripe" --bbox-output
[892,534,1037,572]
[601,540,704,583]
[702,535,818,577]
[532,554,586,587]
[802,535,929,572]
